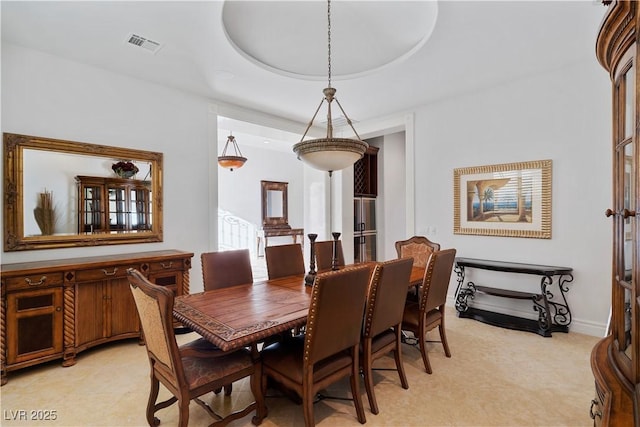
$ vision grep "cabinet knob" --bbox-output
[589,399,602,420]
[160,262,173,269]
[25,276,47,286]
[621,208,636,218]
[56,307,62,312]
[605,208,637,218]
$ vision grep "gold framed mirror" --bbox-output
[3,133,163,251]
[261,180,290,229]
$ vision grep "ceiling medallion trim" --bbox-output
[221,1,439,81]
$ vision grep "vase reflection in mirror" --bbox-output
[34,190,55,235]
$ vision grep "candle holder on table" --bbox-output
[305,233,318,286]
[331,232,341,271]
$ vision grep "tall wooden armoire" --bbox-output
[592,1,640,425]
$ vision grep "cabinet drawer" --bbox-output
[148,259,184,273]
[75,265,140,282]
[4,272,64,291]
[590,382,604,426]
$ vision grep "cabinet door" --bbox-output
[148,271,183,296]
[6,287,63,364]
[108,186,128,230]
[131,188,152,230]
[610,44,638,385]
[79,184,105,232]
[107,277,140,337]
[75,282,105,346]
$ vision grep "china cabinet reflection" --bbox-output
[75,176,152,233]
[592,1,640,425]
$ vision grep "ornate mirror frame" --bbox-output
[3,133,163,251]
[261,180,290,229]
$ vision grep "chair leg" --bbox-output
[439,315,452,358]
[362,339,379,414]
[350,348,367,424]
[418,324,433,374]
[394,328,409,389]
[146,375,161,427]
[177,397,190,427]
[224,383,233,396]
[302,372,315,427]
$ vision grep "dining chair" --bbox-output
[361,257,414,414]
[127,268,266,427]
[264,243,305,279]
[314,239,345,272]
[395,235,441,268]
[201,249,253,291]
[395,236,441,302]
[200,248,254,395]
[401,248,457,374]
[260,265,372,427]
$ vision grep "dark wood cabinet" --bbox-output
[5,286,63,367]
[1,250,193,385]
[73,265,142,352]
[76,175,152,233]
[592,2,640,425]
[354,146,379,197]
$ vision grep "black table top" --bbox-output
[455,257,573,276]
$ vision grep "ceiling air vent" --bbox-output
[125,33,162,54]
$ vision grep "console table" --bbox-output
[453,257,573,337]
[257,227,304,257]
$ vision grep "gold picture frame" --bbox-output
[453,159,552,239]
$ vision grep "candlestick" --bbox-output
[305,233,318,286]
[331,232,341,271]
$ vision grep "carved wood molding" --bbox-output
[596,0,636,74]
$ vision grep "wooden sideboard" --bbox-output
[0,249,193,385]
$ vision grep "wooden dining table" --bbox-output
[173,264,425,352]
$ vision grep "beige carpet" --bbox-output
[1,308,598,427]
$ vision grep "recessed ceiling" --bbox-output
[222,1,438,80]
[1,1,607,127]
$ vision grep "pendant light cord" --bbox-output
[327,0,332,88]
[295,0,364,147]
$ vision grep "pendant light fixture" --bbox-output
[218,133,247,171]
[292,0,368,173]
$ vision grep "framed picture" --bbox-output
[453,159,552,239]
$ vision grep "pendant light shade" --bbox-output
[218,134,247,171]
[292,0,368,173]
[293,137,367,172]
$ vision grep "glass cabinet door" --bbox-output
[80,185,103,232]
[108,187,127,230]
[131,189,151,230]
[611,49,636,380]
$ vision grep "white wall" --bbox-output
[377,131,407,261]
[1,43,215,290]
[412,58,612,336]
